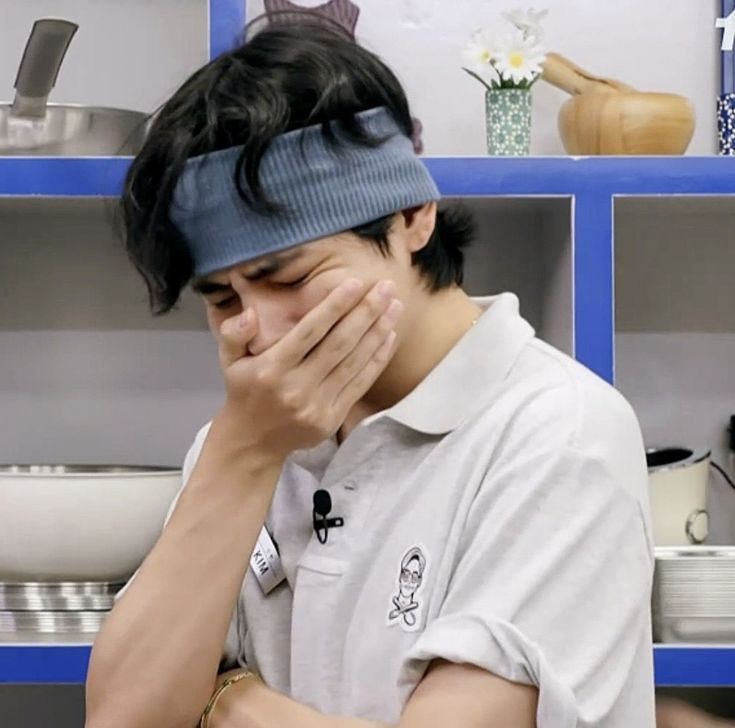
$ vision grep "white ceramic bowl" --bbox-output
[0,465,182,582]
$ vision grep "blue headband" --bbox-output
[170,106,441,277]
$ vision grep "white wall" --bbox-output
[0,198,223,466]
[247,0,720,156]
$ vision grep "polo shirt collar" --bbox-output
[378,292,535,435]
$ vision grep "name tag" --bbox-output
[250,526,286,595]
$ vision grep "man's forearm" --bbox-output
[210,661,539,728]
[211,674,389,728]
[86,418,283,728]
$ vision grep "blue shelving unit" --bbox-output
[5,154,735,384]
[655,646,735,688]
[0,643,92,685]
[1,642,734,687]
[1,0,734,691]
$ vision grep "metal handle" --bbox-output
[685,508,709,545]
[12,18,79,118]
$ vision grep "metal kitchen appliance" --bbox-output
[0,18,150,154]
[646,447,711,546]
[0,581,123,634]
[0,463,179,633]
[653,547,735,643]
[0,465,182,582]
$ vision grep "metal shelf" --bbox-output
[1,642,733,686]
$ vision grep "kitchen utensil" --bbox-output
[0,465,181,582]
[647,447,710,546]
[0,18,149,155]
[541,51,696,155]
[653,546,735,643]
[0,610,108,634]
[0,581,123,611]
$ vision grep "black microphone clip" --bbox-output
[312,489,344,544]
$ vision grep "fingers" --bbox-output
[320,297,403,397]
[301,280,398,379]
[218,307,259,369]
[267,278,369,369]
[329,321,399,413]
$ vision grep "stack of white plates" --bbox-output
[653,547,735,643]
[0,581,124,634]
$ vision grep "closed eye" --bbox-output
[208,272,311,308]
[272,273,309,289]
[212,296,238,310]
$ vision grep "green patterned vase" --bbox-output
[485,88,532,156]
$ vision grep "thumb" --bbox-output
[218,307,258,369]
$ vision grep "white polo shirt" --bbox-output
[129,293,656,727]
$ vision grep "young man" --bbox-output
[85,20,655,728]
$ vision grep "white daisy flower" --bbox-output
[503,7,549,44]
[492,32,546,85]
[462,29,496,74]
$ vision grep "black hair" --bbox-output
[121,17,474,315]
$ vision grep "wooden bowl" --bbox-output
[558,91,695,155]
[542,52,696,156]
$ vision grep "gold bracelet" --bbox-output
[199,670,255,728]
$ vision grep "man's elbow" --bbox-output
[85,684,201,728]
[86,704,199,728]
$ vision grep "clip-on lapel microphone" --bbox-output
[312,489,344,544]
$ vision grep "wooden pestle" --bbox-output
[542,51,635,95]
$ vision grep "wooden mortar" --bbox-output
[541,51,696,155]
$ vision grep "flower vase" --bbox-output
[485,88,532,156]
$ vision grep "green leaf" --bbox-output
[461,67,494,92]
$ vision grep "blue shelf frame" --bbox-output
[210,0,246,58]
[1,643,734,687]
[1,0,735,690]
[0,645,92,685]
[655,646,735,688]
[4,155,735,384]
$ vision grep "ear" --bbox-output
[398,202,437,254]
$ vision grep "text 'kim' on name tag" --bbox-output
[250,526,287,595]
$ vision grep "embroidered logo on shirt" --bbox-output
[387,545,429,633]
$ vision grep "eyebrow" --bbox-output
[191,249,305,295]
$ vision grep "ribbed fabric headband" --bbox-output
[170,106,441,277]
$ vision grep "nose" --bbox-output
[246,298,293,356]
